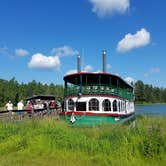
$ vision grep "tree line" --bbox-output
[0,78,166,107]
[0,77,64,107]
[134,80,166,103]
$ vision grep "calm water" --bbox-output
[135,104,166,116]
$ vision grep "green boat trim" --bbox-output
[60,111,135,126]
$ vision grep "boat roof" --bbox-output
[64,72,133,89]
[26,95,56,101]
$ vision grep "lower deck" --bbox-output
[63,95,134,114]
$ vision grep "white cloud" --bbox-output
[0,46,8,52]
[106,64,112,70]
[144,67,161,77]
[150,67,160,73]
[89,0,130,17]
[51,45,79,57]
[125,76,135,84]
[65,65,93,75]
[66,69,77,75]
[15,48,29,56]
[117,28,151,53]
[115,73,120,76]
[94,70,101,73]
[0,46,9,56]
[28,53,60,70]
[144,73,149,77]
[84,65,93,72]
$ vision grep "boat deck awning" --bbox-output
[26,95,56,101]
[64,72,133,89]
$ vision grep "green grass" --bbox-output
[0,116,166,166]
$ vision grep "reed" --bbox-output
[0,116,166,166]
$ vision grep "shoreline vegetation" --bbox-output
[0,116,166,166]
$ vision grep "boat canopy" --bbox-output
[64,72,133,90]
[25,95,56,101]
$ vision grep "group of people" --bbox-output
[5,100,24,119]
[5,100,57,118]
[5,100,24,111]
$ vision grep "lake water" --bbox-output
[135,104,166,116]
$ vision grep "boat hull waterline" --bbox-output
[60,111,135,126]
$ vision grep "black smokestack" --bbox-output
[102,50,106,73]
[77,55,81,73]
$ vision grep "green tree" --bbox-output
[134,80,145,102]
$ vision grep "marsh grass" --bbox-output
[0,116,166,166]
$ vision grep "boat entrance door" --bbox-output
[76,102,86,111]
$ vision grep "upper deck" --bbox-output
[64,72,134,100]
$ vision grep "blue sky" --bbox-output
[0,0,165,87]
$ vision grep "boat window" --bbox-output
[127,102,130,111]
[68,99,74,111]
[121,101,123,112]
[118,101,121,112]
[89,98,99,111]
[113,100,117,112]
[130,103,134,111]
[62,101,66,112]
[76,102,86,111]
[122,101,124,112]
[102,99,111,111]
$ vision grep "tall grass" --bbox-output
[0,116,166,166]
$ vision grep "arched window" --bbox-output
[118,101,121,112]
[89,98,99,111]
[68,99,74,111]
[113,100,117,112]
[122,102,125,112]
[121,101,123,112]
[127,102,130,111]
[130,102,134,111]
[102,99,111,111]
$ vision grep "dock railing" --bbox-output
[0,107,60,122]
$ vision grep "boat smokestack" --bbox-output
[77,55,81,73]
[102,50,106,73]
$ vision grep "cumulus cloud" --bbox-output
[51,45,79,57]
[28,53,60,70]
[89,0,130,17]
[15,48,29,56]
[115,73,120,76]
[0,46,8,52]
[84,65,93,72]
[144,67,161,77]
[125,76,135,84]
[150,67,160,73]
[117,28,151,53]
[65,65,93,75]
[0,46,10,56]
[66,69,77,75]
[106,64,112,70]
[144,73,149,77]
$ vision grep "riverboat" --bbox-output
[60,51,135,126]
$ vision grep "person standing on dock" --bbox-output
[5,101,13,119]
[17,100,24,120]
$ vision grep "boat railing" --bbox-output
[65,85,133,100]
